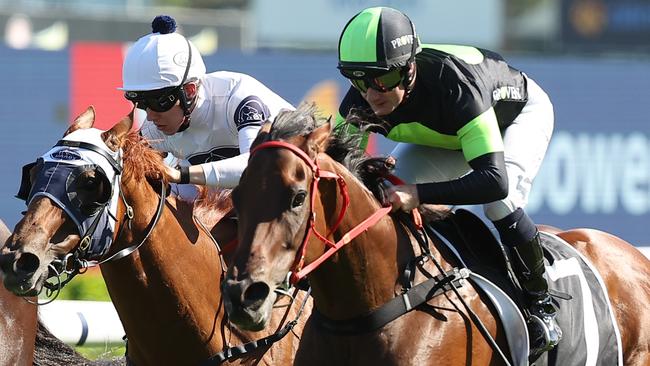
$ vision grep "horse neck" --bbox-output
[307,155,414,320]
[106,176,221,289]
[100,176,230,359]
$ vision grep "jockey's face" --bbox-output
[145,102,185,135]
[361,83,406,116]
[142,83,197,135]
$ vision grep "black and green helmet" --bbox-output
[338,7,421,75]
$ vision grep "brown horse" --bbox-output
[0,218,36,366]
[2,217,112,366]
[1,107,308,366]
[222,104,650,365]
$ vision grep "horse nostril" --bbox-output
[13,253,40,275]
[242,282,270,310]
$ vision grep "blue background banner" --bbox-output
[562,0,650,49]
[1,47,649,245]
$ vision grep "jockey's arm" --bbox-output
[416,108,509,205]
[189,125,259,188]
[416,152,508,205]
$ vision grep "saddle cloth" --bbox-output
[427,209,622,366]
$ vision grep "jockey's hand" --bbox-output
[165,165,181,183]
[385,184,420,212]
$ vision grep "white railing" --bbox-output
[39,300,124,346]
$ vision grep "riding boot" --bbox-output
[492,208,562,355]
[510,232,562,353]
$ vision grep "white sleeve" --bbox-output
[201,153,249,188]
[238,125,261,153]
[201,125,260,188]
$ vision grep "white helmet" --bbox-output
[120,16,206,91]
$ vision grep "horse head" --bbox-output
[1,106,310,365]
[1,106,134,297]
[223,103,401,333]
[222,105,330,330]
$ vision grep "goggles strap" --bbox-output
[175,38,196,132]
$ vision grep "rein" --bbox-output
[250,141,392,285]
[248,139,514,365]
[98,181,167,264]
[39,140,168,300]
[201,287,312,366]
[52,181,165,276]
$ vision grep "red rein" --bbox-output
[250,141,418,285]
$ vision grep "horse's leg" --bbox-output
[555,229,650,365]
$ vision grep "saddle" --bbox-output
[427,209,623,366]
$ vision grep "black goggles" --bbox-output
[124,87,180,113]
[340,67,407,93]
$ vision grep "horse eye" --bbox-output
[291,191,307,208]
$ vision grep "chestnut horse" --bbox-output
[222,104,650,365]
[0,218,36,366]
[2,218,106,366]
[1,107,308,365]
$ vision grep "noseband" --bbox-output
[250,141,391,284]
[16,136,166,300]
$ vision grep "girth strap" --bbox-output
[312,267,470,335]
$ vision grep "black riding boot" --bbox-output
[510,232,562,353]
[493,208,562,354]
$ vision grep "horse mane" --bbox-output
[120,132,168,185]
[266,103,451,221]
[119,131,232,226]
[267,103,377,186]
[193,187,233,227]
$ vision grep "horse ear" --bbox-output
[259,120,273,135]
[64,106,96,136]
[102,114,134,151]
[309,122,332,153]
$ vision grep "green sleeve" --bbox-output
[457,107,504,161]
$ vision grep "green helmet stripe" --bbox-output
[339,7,383,63]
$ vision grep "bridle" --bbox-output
[250,140,392,285]
[248,140,513,364]
[18,138,166,302]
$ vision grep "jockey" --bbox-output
[120,15,294,191]
[335,7,561,353]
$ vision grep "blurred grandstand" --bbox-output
[3,0,649,241]
[1,0,650,347]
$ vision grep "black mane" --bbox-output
[267,103,389,197]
